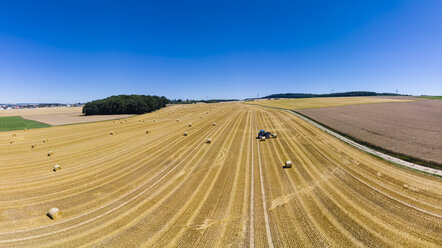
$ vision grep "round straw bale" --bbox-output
[176,119,179,122]
[184,131,188,136]
[273,133,277,138]
[200,116,203,118]
[31,143,36,148]
[146,129,150,134]
[212,122,216,126]
[53,164,61,172]
[188,123,192,127]
[47,151,54,156]
[206,138,212,144]
[47,207,62,220]
[153,119,156,122]
[284,161,292,168]
[9,140,13,144]
[43,139,47,143]
[110,131,114,135]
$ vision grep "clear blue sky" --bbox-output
[0,0,441,103]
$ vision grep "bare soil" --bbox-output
[297,100,442,165]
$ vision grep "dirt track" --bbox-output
[0,102,441,247]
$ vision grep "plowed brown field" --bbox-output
[297,100,442,165]
[0,102,441,247]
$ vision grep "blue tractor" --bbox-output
[257,130,277,140]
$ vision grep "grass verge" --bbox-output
[415,96,442,100]
[0,116,51,131]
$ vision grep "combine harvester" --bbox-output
[257,130,277,141]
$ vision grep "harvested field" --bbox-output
[0,107,85,116]
[247,96,414,109]
[0,102,441,247]
[0,107,133,126]
[297,100,442,166]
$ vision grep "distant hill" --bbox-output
[170,99,238,104]
[263,91,407,99]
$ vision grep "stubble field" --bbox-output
[0,107,133,126]
[247,96,414,109]
[0,102,441,247]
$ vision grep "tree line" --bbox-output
[169,99,238,104]
[83,95,169,115]
[262,91,407,99]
